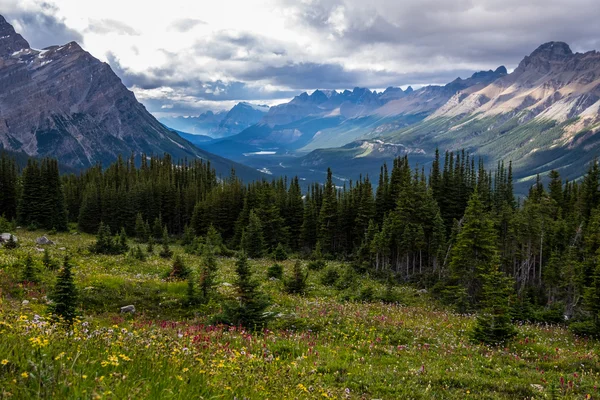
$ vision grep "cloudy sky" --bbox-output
[3,0,600,117]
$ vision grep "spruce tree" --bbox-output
[272,243,288,261]
[241,210,265,258]
[42,249,58,270]
[186,273,198,306]
[199,247,218,300]
[159,227,173,259]
[21,255,38,284]
[135,213,149,242]
[449,190,499,304]
[470,265,517,345]
[222,254,271,330]
[170,255,190,280]
[284,260,308,295]
[318,168,338,254]
[49,255,78,324]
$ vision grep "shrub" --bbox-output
[272,243,288,261]
[320,266,340,286]
[284,260,308,295]
[267,264,284,280]
[307,260,326,271]
[169,255,190,280]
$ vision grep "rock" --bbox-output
[0,233,17,243]
[120,305,135,314]
[36,236,54,245]
[22,300,29,305]
[222,282,233,287]
[417,289,428,294]
[35,247,45,252]
[58,247,66,251]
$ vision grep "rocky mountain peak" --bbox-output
[516,41,574,73]
[0,15,30,58]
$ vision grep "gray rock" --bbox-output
[120,305,135,314]
[417,289,428,294]
[36,236,54,245]
[22,300,29,305]
[0,233,17,243]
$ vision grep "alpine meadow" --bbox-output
[2,2,600,399]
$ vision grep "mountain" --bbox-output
[300,42,600,190]
[0,15,263,181]
[159,102,268,139]
[159,111,227,137]
[201,68,507,162]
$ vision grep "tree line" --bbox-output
[1,150,599,337]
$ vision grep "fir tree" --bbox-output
[4,234,18,249]
[221,254,271,330]
[49,255,78,324]
[449,190,499,304]
[21,255,38,283]
[241,210,265,258]
[135,213,149,242]
[186,273,198,306]
[42,249,58,271]
[159,227,173,259]
[170,255,190,280]
[199,248,218,300]
[284,260,308,295]
[470,265,517,345]
[272,243,288,261]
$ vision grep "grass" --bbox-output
[1,230,599,399]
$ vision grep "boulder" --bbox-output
[120,305,135,314]
[0,233,17,243]
[36,236,54,245]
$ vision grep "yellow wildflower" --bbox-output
[21,372,28,378]
[1,359,8,365]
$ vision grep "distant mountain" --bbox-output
[0,15,264,181]
[159,111,227,137]
[300,42,600,190]
[201,68,507,161]
[160,102,268,139]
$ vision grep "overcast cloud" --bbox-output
[2,0,600,117]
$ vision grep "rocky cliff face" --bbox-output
[0,15,221,169]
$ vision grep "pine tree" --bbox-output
[272,243,288,261]
[186,273,198,306]
[470,265,517,345]
[199,247,218,300]
[135,213,149,242]
[221,254,271,330]
[170,255,190,279]
[241,210,265,258]
[284,260,308,295]
[21,255,38,284]
[42,249,58,270]
[4,234,18,249]
[449,190,499,304]
[318,168,338,254]
[159,227,173,259]
[49,255,78,324]
[152,216,164,240]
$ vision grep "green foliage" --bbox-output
[20,255,39,284]
[241,210,265,258]
[284,260,308,294]
[199,248,218,300]
[470,266,517,345]
[220,254,271,330]
[307,259,326,271]
[272,243,288,261]
[90,222,128,255]
[159,228,173,259]
[320,265,340,286]
[135,213,150,242]
[130,245,147,261]
[267,263,284,280]
[42,249,59,271]
[48,255,78,324]
[169,255,190,280]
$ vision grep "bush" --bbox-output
[284,261,308,295]
[335,267,357,290]
[169,255,190,280]
[356,285,375,302]
[307,260,326,271]
[272,243,288,261]
[320,266,340,286]
[267,264,284,280]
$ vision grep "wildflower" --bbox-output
[82,375,88,379]
[1,359,8,365]
[118,354,132,362]
[176,375,183,381]
[21,372,28,378]
[182,368,189,373]
[55,352,66,360]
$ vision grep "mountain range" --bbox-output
[0,15,263,181]
[180,42,600,190]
